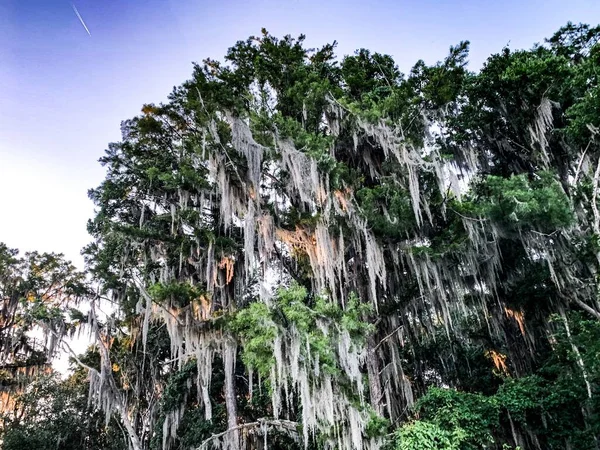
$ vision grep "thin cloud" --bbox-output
[71,3,91,36]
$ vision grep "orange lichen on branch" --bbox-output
[218,257,235,285]
[504,307,526,336]
[276,226,316,253]
[276,224,344,294]
[0,364,52,416]
[248,186,257,200]
[99,333,115,350]
[485,349,509,376]
[0,390,17,416]
[192,295,212,321]
[333,188,352,212]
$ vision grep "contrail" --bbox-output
[71,3,91,36]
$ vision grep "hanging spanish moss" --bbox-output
[8,23,594,450]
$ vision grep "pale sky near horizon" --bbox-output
[1,0,599,269]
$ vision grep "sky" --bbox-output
[1,0,599,268]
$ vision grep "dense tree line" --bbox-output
[2,22,600,449]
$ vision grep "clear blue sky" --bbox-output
[1,0,599,267]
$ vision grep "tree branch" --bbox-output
[197,419,298,449]
[573,298,600,321]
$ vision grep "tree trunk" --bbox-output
[366,332,383,415]
[223,339,239,449]
[120,406,144,450]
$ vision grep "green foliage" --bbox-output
[174,405,223,449]
[415,387,499,449]
[229,301,278,376]
[464,172,573,232]
[394,312,600,449]
[148,281,206,307]
[408,41,470,109]
[341,49,400,104]
[160,360,197,412]
[496,376,545,423]
[547,22,600,61]
[28,21,600,450]
[365,410,391,439]
[0,243,89,391]
[394,420,458,450]
[356,184,415,238]
[230,285,373,378]
[274,114,337,172]
[0,373,125,450]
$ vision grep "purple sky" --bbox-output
[1,0,599,266]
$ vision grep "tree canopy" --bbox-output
[3,22,600,450]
